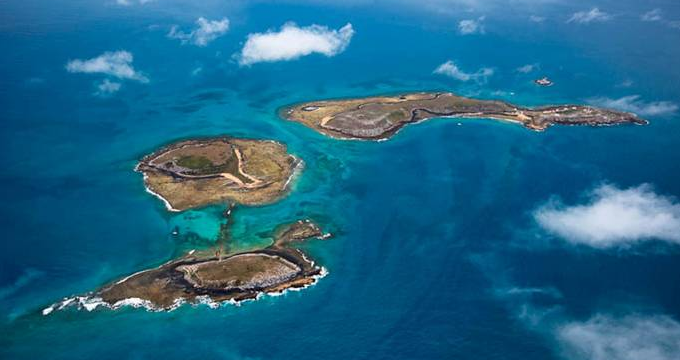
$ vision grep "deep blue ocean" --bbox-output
[2,1,680,359]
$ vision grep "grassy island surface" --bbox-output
[282,92,647,140]
[136,137,301,211]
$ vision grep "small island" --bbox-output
[282,92,647,140]
[534,77,554,87]
[136,137,301,211]
[44,220,330,312]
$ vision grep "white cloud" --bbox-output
[116,0,154,6]
[617,79,634,88]
[567,8,611,24]
[637,9,680,30]
[238,22,354,66]
[589,95,678,117]
[641,9,663,22]
[557,314,680,360]
[389,0,562,15]
[66,51,149,83]
[530,15,546,23]
[95,79,122,96]
[516,63,538,73]
[499,286,562,299]
[458,16,485,35]
[168,17,230,47]
[534,184,680,248]
[434,60,494,83]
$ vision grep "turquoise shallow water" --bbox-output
[2,1,680,359]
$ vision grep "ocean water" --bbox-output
[2,1,680,359]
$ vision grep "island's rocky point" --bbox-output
[282,92,647,140]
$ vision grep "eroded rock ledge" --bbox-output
[136,137,301,211]
[282,92,647,140]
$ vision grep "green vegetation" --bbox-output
[176,155,240,177]
[177,155,213,170]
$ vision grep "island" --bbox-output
[43,219,331,313]
[136,137,301,211]
[534,77,554,87]
[281,92,647,140]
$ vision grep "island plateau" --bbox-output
[282,92,647,140]
[136,137,301,211]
